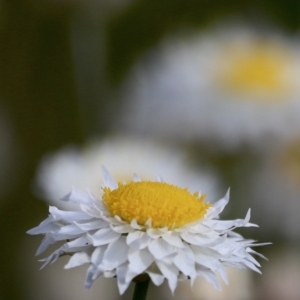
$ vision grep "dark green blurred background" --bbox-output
[0,0,299,299]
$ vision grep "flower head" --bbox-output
[28,167,267,294]
[117,22,300,150]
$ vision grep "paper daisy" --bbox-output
[35,135,219,210]
[116,22,300,150]
[28,167,267,296]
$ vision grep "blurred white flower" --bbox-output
[116,22,300,150]
[28,168,267,295]
[35,136,220,210]
[249,140,300,241]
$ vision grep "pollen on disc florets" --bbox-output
[102,181,211,229]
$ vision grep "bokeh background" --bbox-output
[1,0,300,299]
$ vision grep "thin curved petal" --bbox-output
[101,166,118,189]
[61,187,94,205]
[64,252,90,269]
[146,264,165,286]
[128,248,154,273]
[74,220,107,231]
[173,246,196,278]
[102,236,129,269]
[88,228,120,246]
[116,263,132,295]
[156,261,179,293]
[162,231,185,248]
[127,231,151,250]
[148,238,177,260]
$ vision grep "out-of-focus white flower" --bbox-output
[116,23,300,150]
[249,140,300,241]
[28,168,267,295]
[35,136,220,210]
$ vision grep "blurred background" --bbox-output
[1,0,300,299]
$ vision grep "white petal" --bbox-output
[49,206,91,222]
[58,224,85,235]
[148,238,177,260]
[116,263,132,295]
[61,187,94,204]
[128,248,154,273]
[195,264,221,291]
[85,264,103,288]
[247,248,268,260]
[173,246,196,278]
[191,245,222,270]
[101,166,118,189]
[130,219,143,230]
[91,245,107,265]
[36,234,56,255]
[133,173,141,182]
[103,270,117,278]
[111,224,134,233]
[103,216,124,226]
[80,203,102,218]
[156,261,179,293]
[162,231,185,248]
[39,248,64,269]
[27,218,58,235]
[145,219,152,227]
[248,242,272,247]
[146,264,165,286]
[240,259,262,273]
[74,220,108,231]
[203,209,256,231]
[160,253,178,265]
[147,228,165,239]
[64,252,90,269]
[206,190,230,219]
[114,215,126,223]
[102,236,129,269]
[180,231,219,246]
[88,227,120,246]
[65,235,90,250]
[157,175,164,182]
[127,231,151,250]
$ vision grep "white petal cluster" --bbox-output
[28,169,267,295]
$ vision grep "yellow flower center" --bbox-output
[102,181,211,229]
[215,41,295,100]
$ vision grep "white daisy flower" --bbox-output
[35,135,220,210]
[28,167,267,295]
[116,22,300,150]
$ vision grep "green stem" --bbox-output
[132,279,150,300]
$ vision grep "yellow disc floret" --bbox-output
[102,181,211,229]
